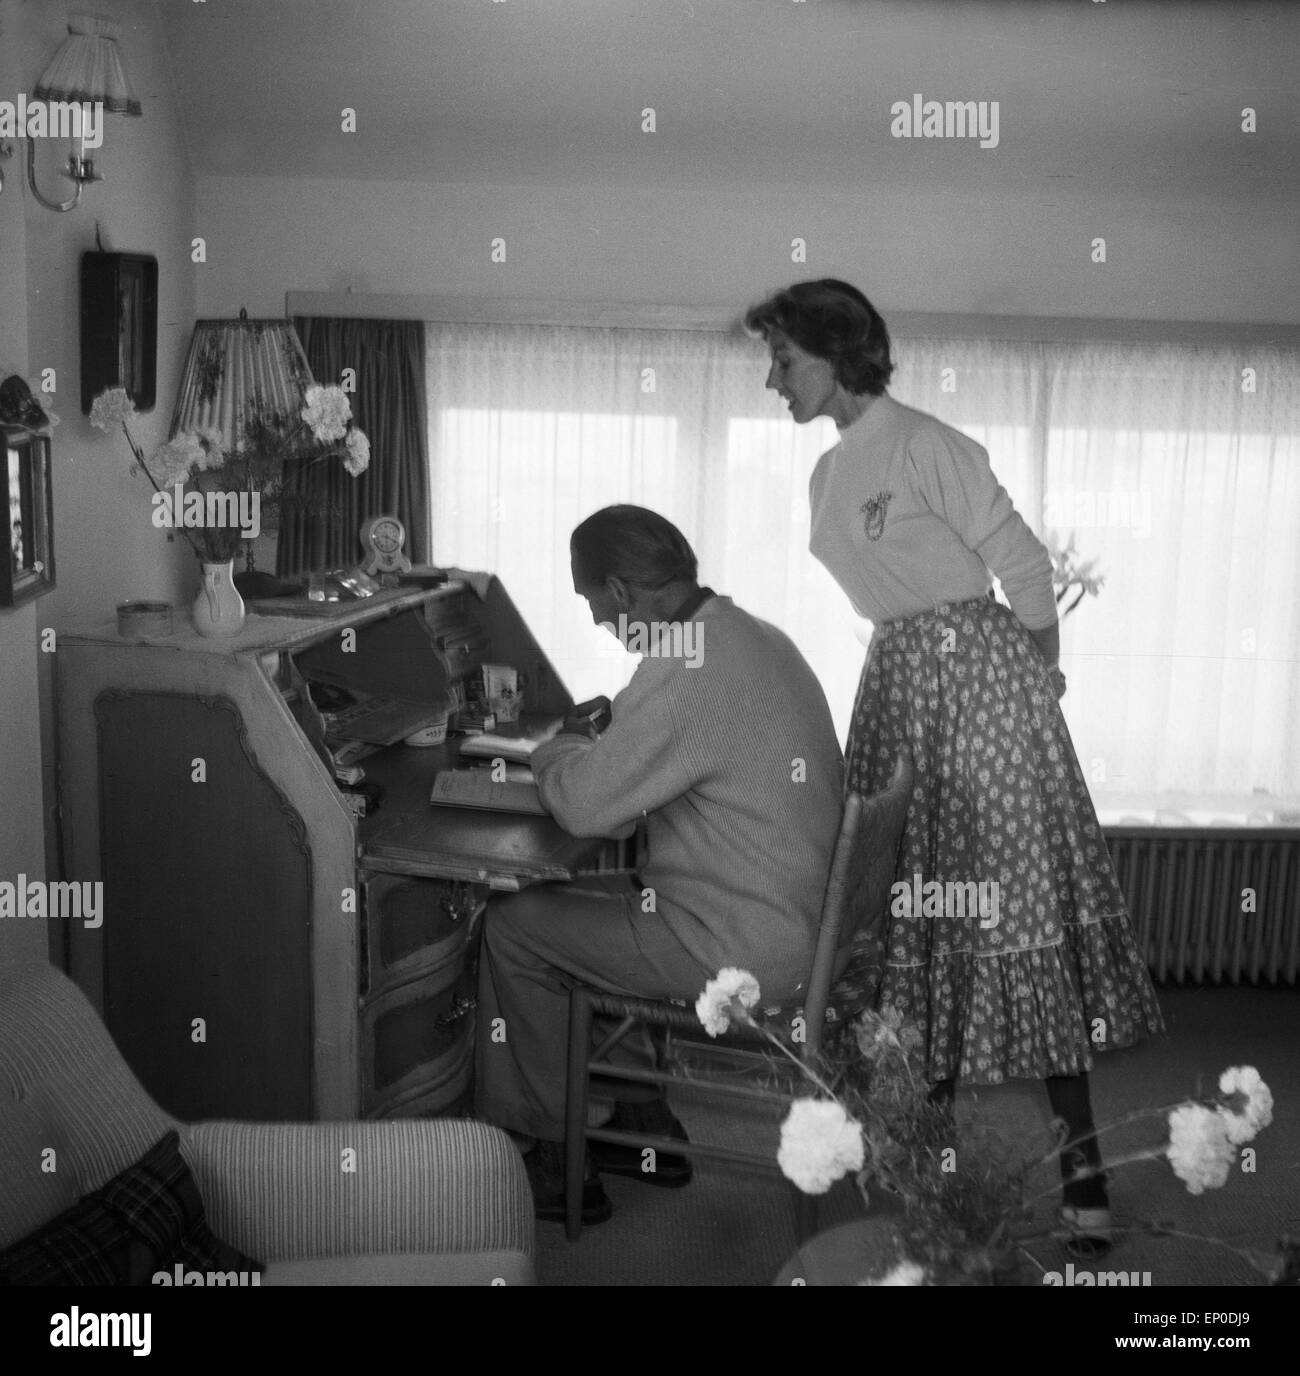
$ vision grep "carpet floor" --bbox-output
[532,985,1299,1286]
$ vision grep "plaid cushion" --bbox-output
[0,1130,261,1286]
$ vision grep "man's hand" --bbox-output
[560,696,613,740]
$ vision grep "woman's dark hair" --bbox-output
[571,505,698,592]
[744,278,894,396]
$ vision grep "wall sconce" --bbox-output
[0,14,141,212]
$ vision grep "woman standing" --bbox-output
[744,279,1164,1256]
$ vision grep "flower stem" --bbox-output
[1019,1147,1172,1211]
[1010,1218,1279,1280]
[1021,1096,1226,1183]
[1116,1223,1278,1278]
[741,1014,840,1100]
[123,422,206,561]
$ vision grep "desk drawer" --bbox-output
[361,873,479,999]
[359,967,476,1118]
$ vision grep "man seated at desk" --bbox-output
[475,505,844,1224]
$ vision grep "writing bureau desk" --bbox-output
[56,577,627,1124]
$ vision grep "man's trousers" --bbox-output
[474,874,715,1143]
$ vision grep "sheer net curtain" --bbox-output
[427,323,1300,809]
[1035,345,1300,809]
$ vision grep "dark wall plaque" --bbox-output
[80,251,158,414]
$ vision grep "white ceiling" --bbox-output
[151,0,1298,203]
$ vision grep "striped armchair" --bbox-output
[0,962,535,1285]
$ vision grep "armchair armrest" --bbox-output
[181,1118,533,1264]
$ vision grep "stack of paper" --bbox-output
[430,766,547,815]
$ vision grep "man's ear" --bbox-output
[605,576,633,612]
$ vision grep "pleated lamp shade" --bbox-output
[170,315,316,449]
[34,14,142,116]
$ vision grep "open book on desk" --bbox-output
[431,764,548,816]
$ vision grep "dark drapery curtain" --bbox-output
[277,317,429,576]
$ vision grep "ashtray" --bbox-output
[405,716,450,747]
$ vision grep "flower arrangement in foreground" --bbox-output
[89,385,370,565]
[696,968,1288,1286]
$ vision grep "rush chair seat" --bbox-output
[563,749,914,1242]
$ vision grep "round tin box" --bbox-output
[117,601,174,639]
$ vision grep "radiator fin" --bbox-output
[1106,830,1300,985]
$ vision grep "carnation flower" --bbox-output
[859,1261,926,1287]
[89,387,136,431]
[146,434,205,487]
[1216,1066,1273,1146]
[192,427,227,471]
[343,427,371,476]
[695,968,761,1037]
[1166,1104,1235,1195]
[302,384,351,443]
[777,1097,865,1195]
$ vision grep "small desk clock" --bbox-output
[360,514,412,576]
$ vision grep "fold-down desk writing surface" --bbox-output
[358,741,601,889]
[362,809,598,890]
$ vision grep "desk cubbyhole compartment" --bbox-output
[361,873,476,1000]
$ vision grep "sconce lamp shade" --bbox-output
[170,315,315,450]
[34,13,142,115]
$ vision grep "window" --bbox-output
[428,321,1300,820]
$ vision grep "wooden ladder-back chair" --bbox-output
[563,749,914,1241]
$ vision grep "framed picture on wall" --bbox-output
[2,424,55,607]
[80,252,159,414]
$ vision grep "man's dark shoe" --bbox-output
[525,1140,613,1225]
[589,1102,693,1187]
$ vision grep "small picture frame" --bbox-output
[2,424,55,607]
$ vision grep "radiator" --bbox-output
[1105,829,1300,985]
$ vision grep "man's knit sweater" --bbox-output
[530,594,844,993]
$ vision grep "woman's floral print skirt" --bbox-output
[844,595,1165,1085]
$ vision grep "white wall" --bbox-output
[24,2,198,628]
[194,173,1298,324]
[1,0,196,968]
[0,0,47,968]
